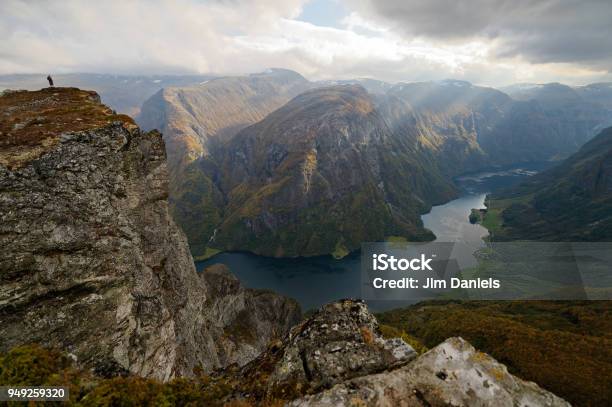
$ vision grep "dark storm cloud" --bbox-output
[351,0,612,70]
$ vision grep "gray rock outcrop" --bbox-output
[290,336,570,407]
[237,299,569,406]
[200,264,301,368]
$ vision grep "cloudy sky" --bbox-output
[1,0,611,86]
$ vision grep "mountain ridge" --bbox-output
[136,70,612,258]
[136,69,312,188]
[485,126,612,241]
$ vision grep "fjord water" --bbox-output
[196,164,548,311]
[421,193,488,243]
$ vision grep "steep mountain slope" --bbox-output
[180,85,456,257]
[381,80,612,171]
[486,126,612,241]
[378,80,509,175]
[0,88,300,380]
[137,69,311,186]
[485,82,612,162]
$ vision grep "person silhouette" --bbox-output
[47,75,54,87]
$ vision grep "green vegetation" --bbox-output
[171,161,224,258]
[480,207,502,234]
[212,183,405,258]
[331,241,349,259]
[0,345,282,406]
[0,88,135,170]
[169,85,460,259]
[385,235,408,242]
[193,247,221,261]
[484,127,612,242]
[468,210,479,224]
[479,194,534,238]
[377,300,612,407]
[378,324,428,355]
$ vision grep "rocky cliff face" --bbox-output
[200,264,301,367]
[0,88,300,380]
[290,336,569,407]
[233,300,569,406]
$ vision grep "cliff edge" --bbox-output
[0,88,299,380]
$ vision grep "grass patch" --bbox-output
[481,193,535,237]
[0,344,287,406]
[331,241,349,259]
[379,324,428,355]
[481,208,502,234]
[386,235,408,242]
[194,247,221,261]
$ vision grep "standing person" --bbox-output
[47,75,54,87]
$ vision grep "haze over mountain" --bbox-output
[137,69,312,187]
[378,80,507,175]
[384,80,612,168]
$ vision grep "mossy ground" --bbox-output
[331,241,349,259]
[0,345,283,406]
[0,88,135,169]
[385,235,408,242]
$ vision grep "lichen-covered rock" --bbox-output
[289,337,570,407]
[231,299,568,406]
[239,299,416,399]
[0,88,300,380]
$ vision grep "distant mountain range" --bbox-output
[134,70,612,257]
[4,70,612,256]
[486,126,612,241]
[140,71,612,257]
